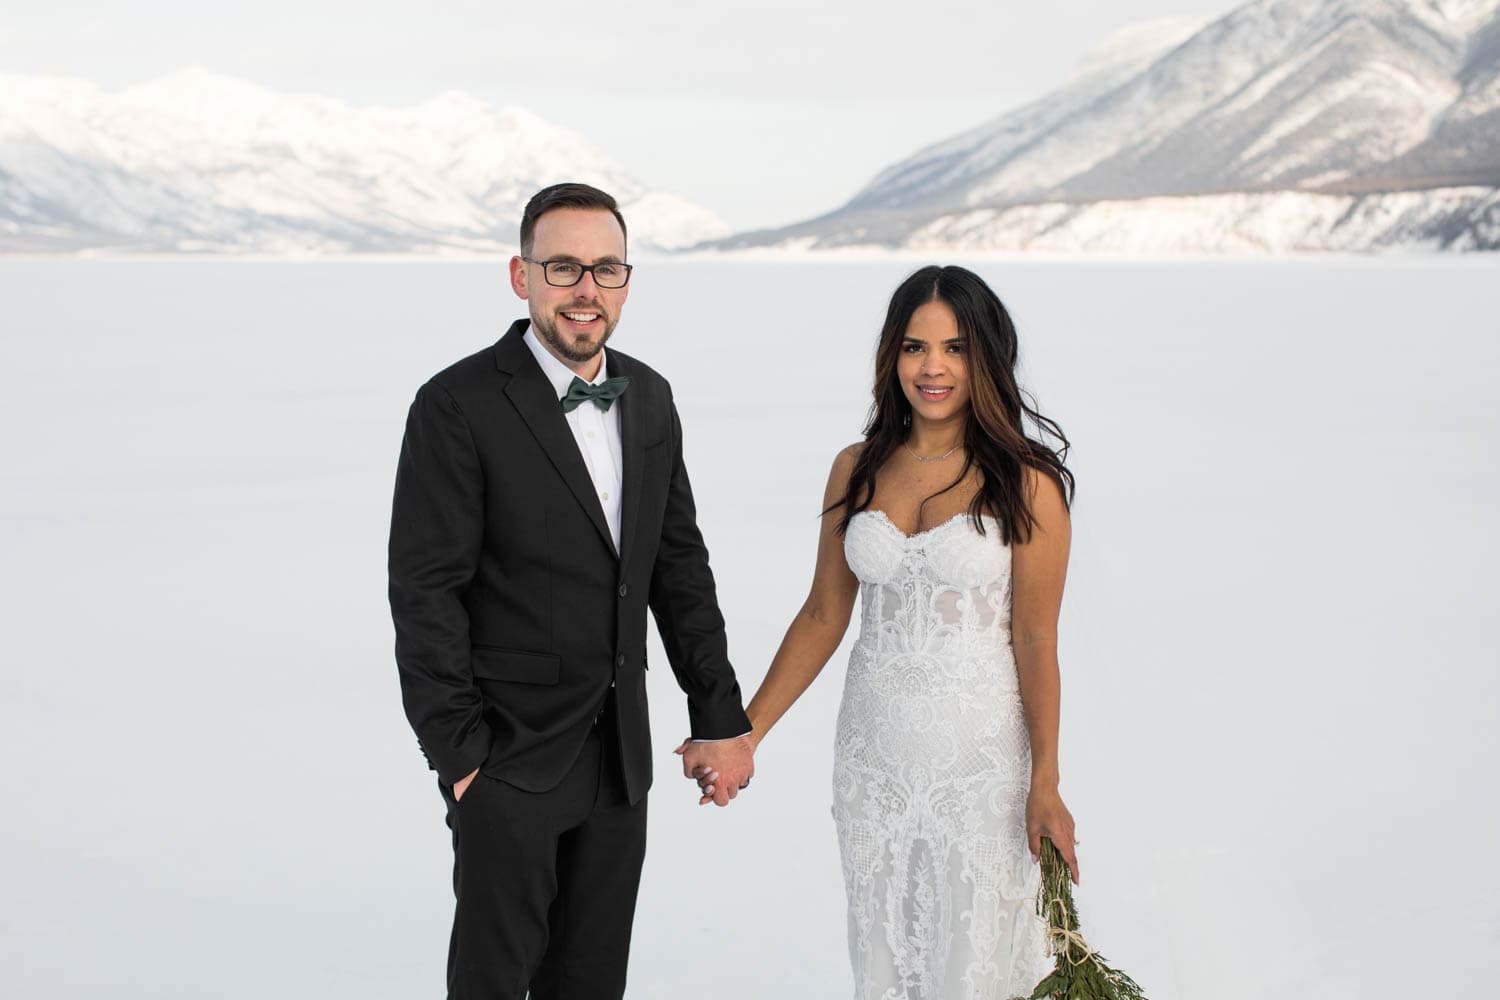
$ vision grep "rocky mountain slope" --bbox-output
[714,0,1500,253]
[0,69,727,254]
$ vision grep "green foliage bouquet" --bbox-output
[1015,837,1149,1000]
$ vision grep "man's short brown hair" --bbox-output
[520,183,628,256]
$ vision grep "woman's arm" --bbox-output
[679,448,861,801]
[1012,466,1081,882]
[744,446,862,746]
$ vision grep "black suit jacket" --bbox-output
[388,320,750,804]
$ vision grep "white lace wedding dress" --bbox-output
[834,509,1049,999]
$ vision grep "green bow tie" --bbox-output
[560,375,631,413]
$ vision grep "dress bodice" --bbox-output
[844,509,1013,660]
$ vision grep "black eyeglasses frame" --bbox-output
[521,256,634,289]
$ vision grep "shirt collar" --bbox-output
[522,323,609,401]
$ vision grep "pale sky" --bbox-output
[1,1,1247,229]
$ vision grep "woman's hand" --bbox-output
[1026,783,1080,883]
[674,727,764,805]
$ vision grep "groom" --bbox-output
[388,182,755,999]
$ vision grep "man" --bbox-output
[388,182,756,999]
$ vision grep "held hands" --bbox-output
[1026,783,1080,884]
[672,734,756,807]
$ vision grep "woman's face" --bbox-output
[897,299,971,426]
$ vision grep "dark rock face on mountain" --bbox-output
[714,0,1500,254]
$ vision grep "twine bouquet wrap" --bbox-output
[1015,837,1148,1000]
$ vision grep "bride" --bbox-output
[697,265,1080,998]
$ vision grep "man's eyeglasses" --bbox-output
[523,257,633,289]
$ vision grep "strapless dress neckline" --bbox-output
[853,508,989,543]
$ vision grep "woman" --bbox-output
[698,265,1079,997]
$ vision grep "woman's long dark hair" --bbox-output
[830,265,1074,544]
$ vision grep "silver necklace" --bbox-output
[904,441,962,463]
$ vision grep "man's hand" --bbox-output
[673,735,755,807]
[453,767,480,802]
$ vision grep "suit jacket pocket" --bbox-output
[471,646,561,685]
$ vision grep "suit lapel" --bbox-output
[495,323,618,559]
[612,351,645,572]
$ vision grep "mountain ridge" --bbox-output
[0,69,728,254]
[5,0,1498,257]
[712,0,1500,254]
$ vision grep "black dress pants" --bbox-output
[439,708,647,1000]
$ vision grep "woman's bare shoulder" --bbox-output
[830,441,866,479]
[1019,464,1071,542]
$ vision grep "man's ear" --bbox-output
[508,255,528,300]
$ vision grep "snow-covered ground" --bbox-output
[1,257,1496,998]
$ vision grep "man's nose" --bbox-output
[573,270,601,297]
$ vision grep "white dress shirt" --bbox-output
[523,326,624,551]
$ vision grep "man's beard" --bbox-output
[531,304,617,364]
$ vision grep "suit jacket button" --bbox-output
[616,653,626,668]
[618,584,629,598]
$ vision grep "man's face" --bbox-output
[509,208,629,373]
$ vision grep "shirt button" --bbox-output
[618,584,629,598]
[616,654,626,668]
[601,491,610,501]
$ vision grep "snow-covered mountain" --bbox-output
[714,0,1500,254]
[0,69,728,254]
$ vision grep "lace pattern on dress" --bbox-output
[834,510,1049,999]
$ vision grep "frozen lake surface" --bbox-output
[2,256,1497,999]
